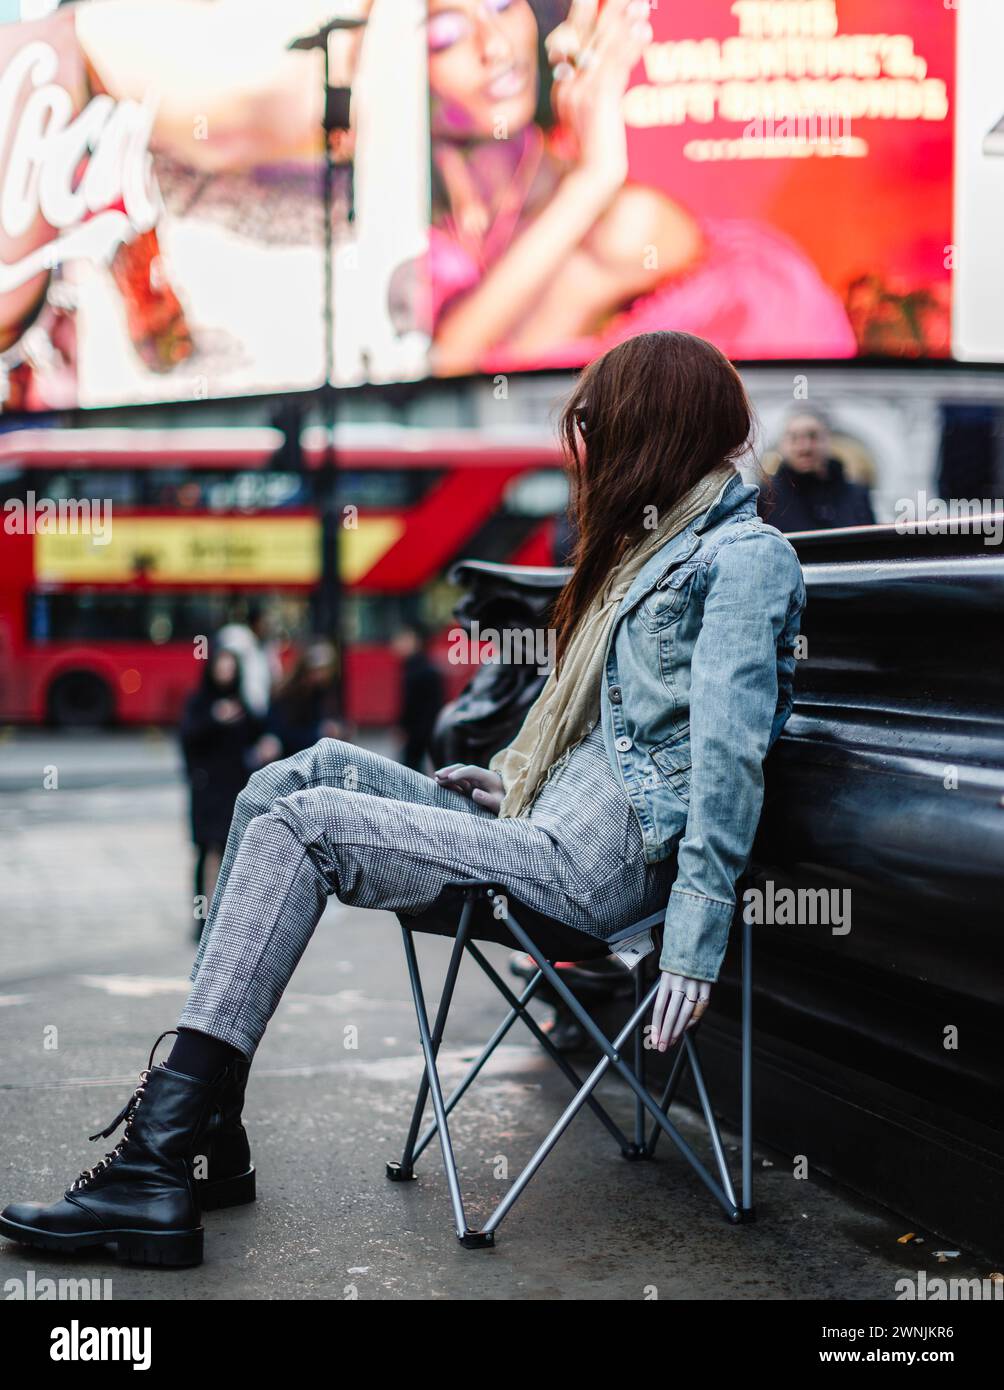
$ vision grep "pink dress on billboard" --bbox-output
[427,211,858,369]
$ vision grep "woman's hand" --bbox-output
[651,972,711,1052]
[546,0,653,196]
[433,764,505,815]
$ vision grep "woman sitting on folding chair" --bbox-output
[1,330,805,1269]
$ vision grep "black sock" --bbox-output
[166,1028,243,1082]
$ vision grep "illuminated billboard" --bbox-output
[0,0,427,409]
[414,0,958,374]
[1,0,1001,409]
[952,0,1004,362]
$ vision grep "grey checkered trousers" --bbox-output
[179,726,677,1058]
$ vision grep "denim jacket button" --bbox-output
[614,735,633,752]
[608,685,622,704]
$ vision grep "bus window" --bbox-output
[342,588,455,645]
[143,469,310,511]
[26,590,313,647]
[29,593,51,643]
[204,471,308,512]
[29,471,141,506]
[502,470,569,517]
[0,465,24,501]
[335,469,443,509]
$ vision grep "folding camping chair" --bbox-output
[387,880,755,1248]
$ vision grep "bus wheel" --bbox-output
[47,672,115,728]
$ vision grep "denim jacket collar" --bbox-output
[616,472,758,619]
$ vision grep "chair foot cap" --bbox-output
[385,1162,416,1182]
[728,1206,756,1224]
[459,1230,495,1249]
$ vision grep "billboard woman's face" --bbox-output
[427,0,540,140]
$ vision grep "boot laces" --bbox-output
[69,1030,178,1193]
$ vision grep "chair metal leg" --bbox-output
[396,916,495,1246]
[390,906,470,1179]
[643,1041,688,1157]
[639,1024,737,1204]
[631,964,648,1155]
[741,914,755,1219]
[390,908,476,1212]
[681,1033,738,1211]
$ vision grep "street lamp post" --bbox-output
[289,16,367,707]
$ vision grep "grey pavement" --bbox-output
[0,730,989,1300]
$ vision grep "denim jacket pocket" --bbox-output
[635,565,699,633]
[647,722,692,804]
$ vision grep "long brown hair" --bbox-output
[550,331,754,668]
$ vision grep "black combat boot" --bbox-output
[192,1054,256,1211]
[0,1032,224,1268]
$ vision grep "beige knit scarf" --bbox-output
[489,465,736,818]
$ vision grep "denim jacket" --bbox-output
[599,472,805,982]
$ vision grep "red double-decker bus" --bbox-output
[0,423,566,727]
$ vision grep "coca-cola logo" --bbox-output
[0,39,160,293]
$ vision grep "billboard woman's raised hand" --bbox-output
[546,0,653,194]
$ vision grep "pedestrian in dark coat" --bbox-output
[391,624,445,771]
[263,640,344,759]
[180,645,262,939]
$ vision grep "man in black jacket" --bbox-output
[392,623,445,771]
[759,409,876,532]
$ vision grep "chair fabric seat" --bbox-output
[397,887,614,961]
